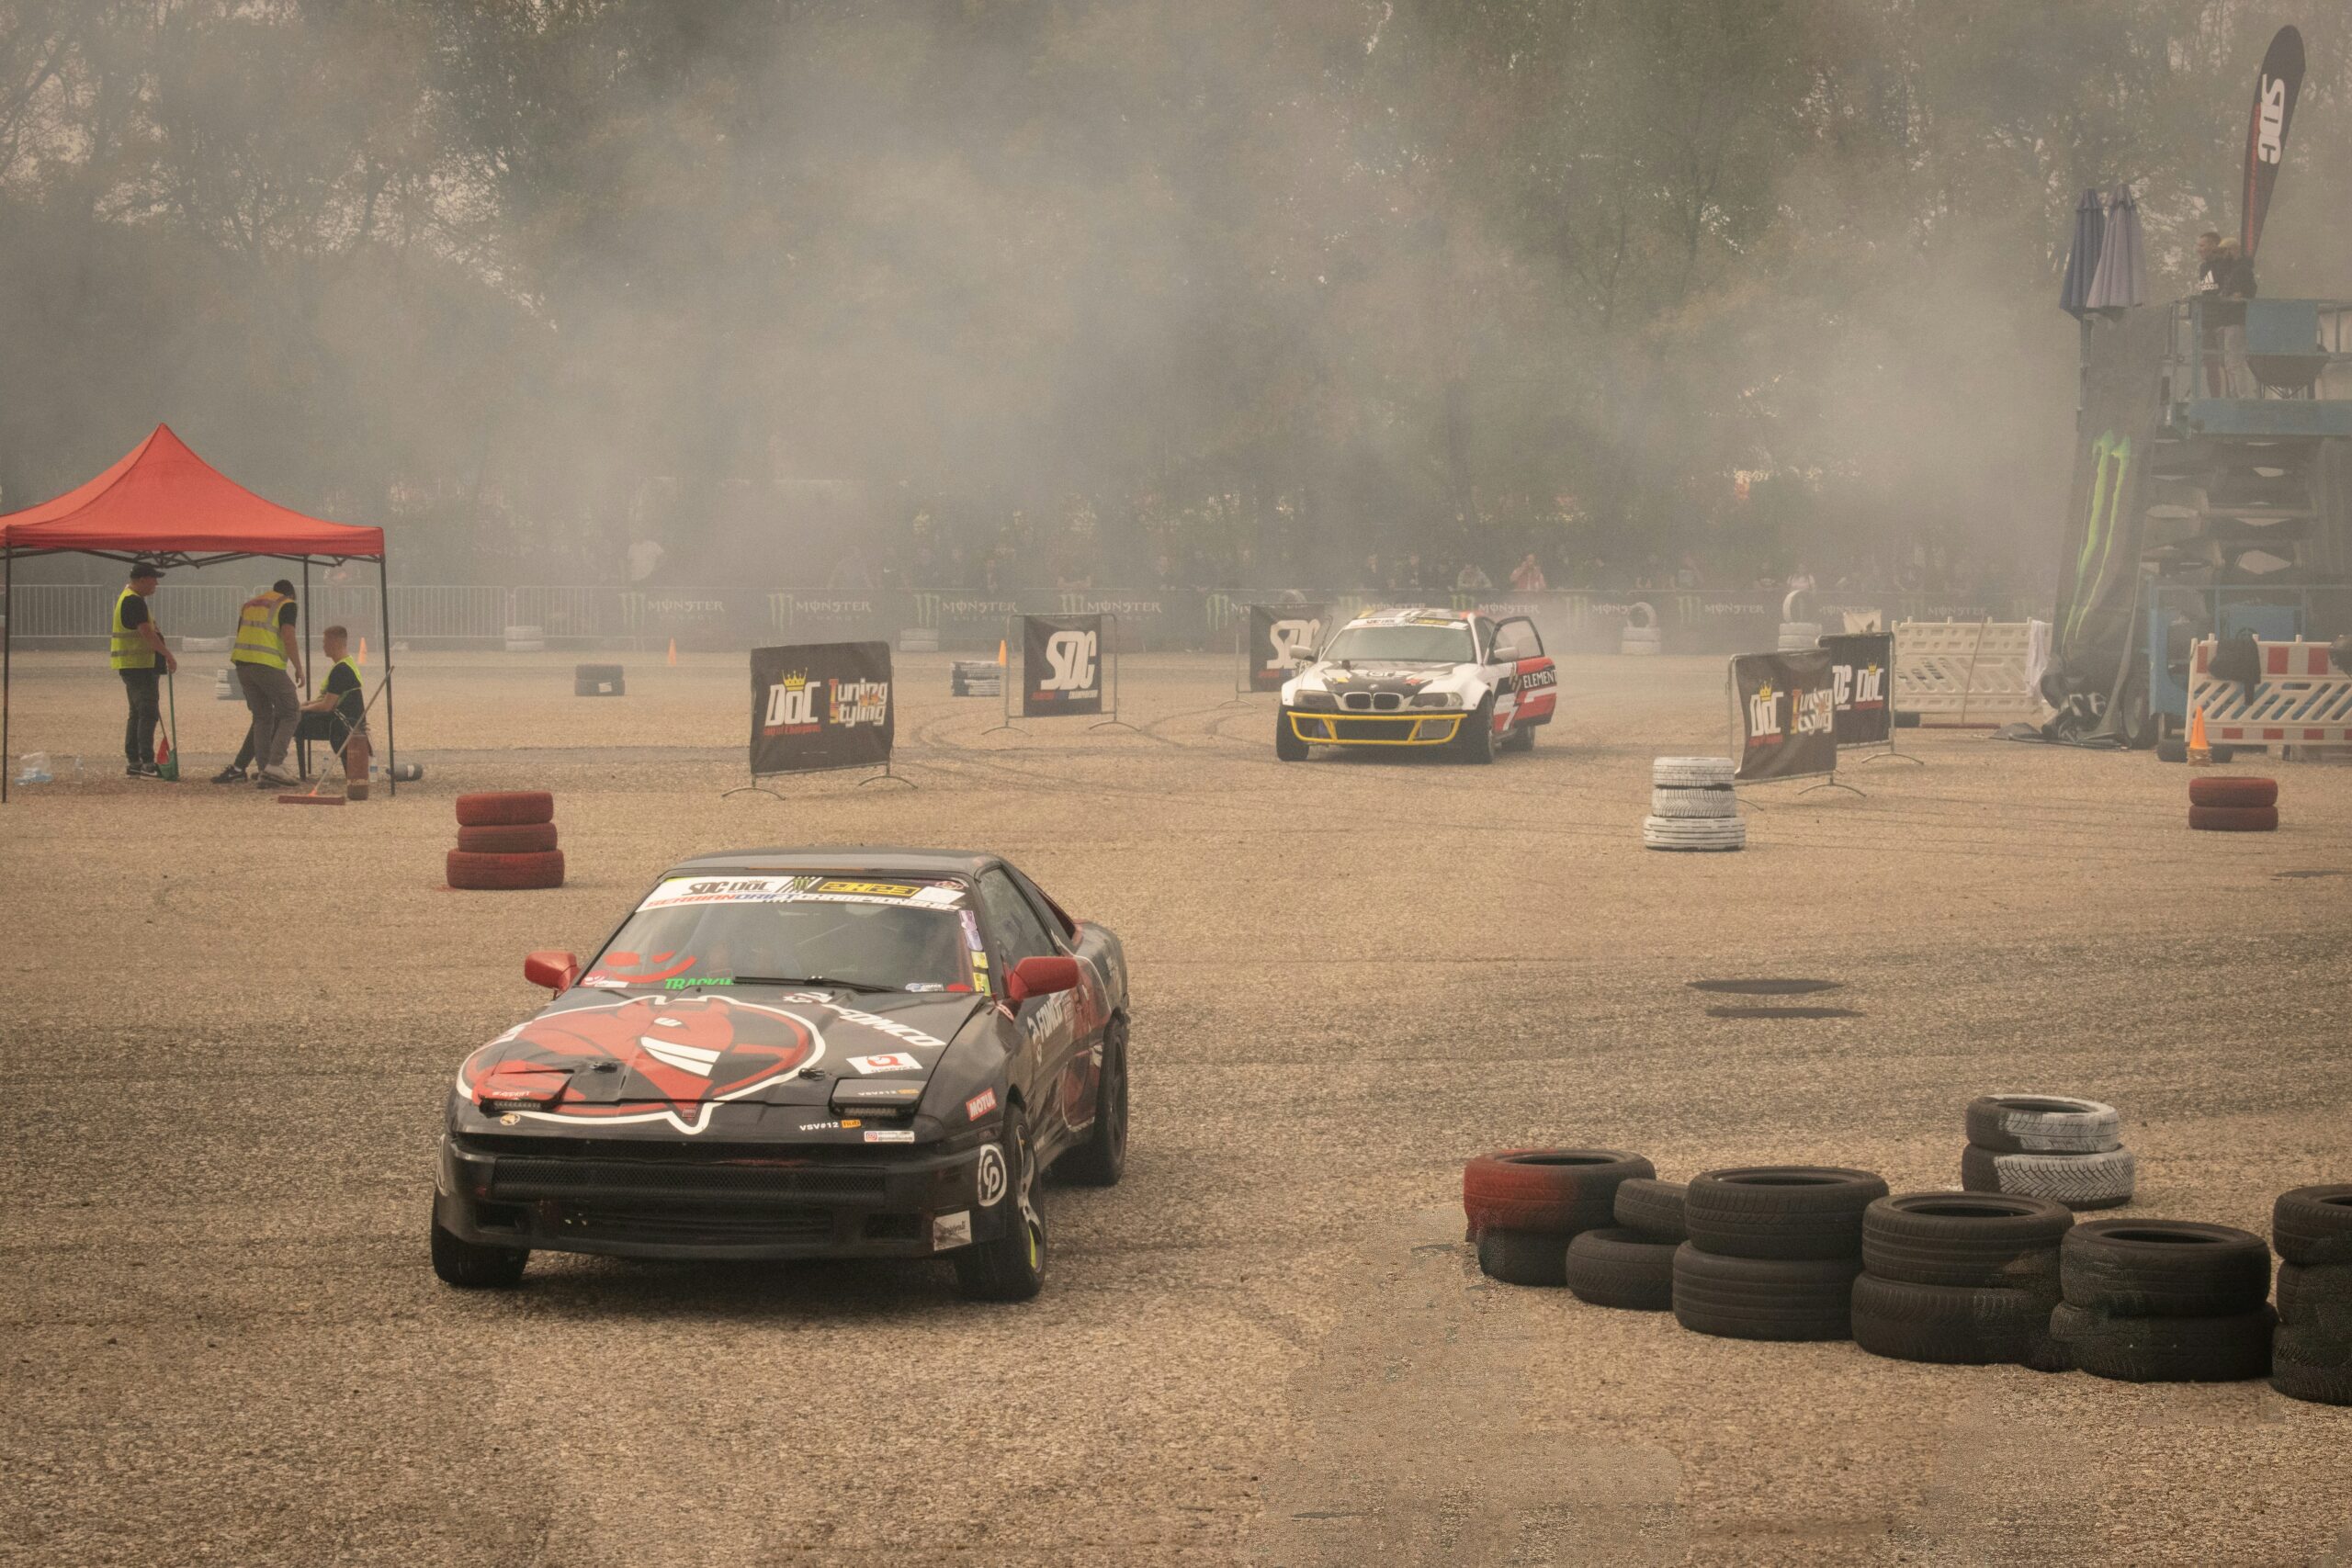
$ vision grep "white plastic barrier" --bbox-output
[1893,620,2045,727]
[2188,638,2352,753]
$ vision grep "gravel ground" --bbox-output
[4,648,2350,1567]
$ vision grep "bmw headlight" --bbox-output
[1293,690,1340,711]
[1411,690,1464,708]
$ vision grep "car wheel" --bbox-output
[1057,1015,1127,1187]
[1454,696,1497,763]
[955,1108,1047,1302]
[1274,712,1309,761]
[431,1217,527,1289]
[2117,670,2157,750]
[1500,718,1536,752]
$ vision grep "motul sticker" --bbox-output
[965,1088,998,1122]
[846,1052,922,1075]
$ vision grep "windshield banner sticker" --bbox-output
[637,875,966,913]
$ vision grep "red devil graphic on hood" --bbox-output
[458,994,823,1135]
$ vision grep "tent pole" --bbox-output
[300,559,314,701]
[2,547,12,806]
[379,548,397,796]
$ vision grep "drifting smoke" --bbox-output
[3,1,2349,599]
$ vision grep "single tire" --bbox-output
[2156,737,2188,763]
[1274,713,1309,761]
[1454,695,1498,763]
[2188,775,2278,808]
[1960,1145,2136,1211]
[1643,815,1747,852]
[954,1107,1046,1301]
[2188,804,2278,831]
[1849,1273,2059,1365]
[1684,1167,1889,1261]
[431,1218,526,1289]
[1500,719,1536,753]
[1055,1013,1127,1187]
[447,849,565,891]
[1860,1192,2073,1289]
[1671,1245,1861,1341]
[2061,1220,2271,1317]
[1652,756,1735,788]
[455,790,556,827]
[2269,1355,2352,1406]
[2272,1319,2352,1367]
[1649,786,1737,818]
[2273,1185,2352,1267]
[455,822,560,854]
[1612,1179,1690,1243]
[1478,1227,1570,1288]
[1563,1227,1677,1310]
[1462,1149,1655,1237]
[1964,1094,2122,1155]
[2116,670,2159,750]
[2048,1302,2274,1383]
[2275,1262,2352,1325]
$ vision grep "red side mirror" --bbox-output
[1005,955,1080,1006]
[524,950,580,994]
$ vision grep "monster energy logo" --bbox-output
[2062,430,2132,652]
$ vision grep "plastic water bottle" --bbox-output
[14,751,53,785]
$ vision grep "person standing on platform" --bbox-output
[111,560,178,779]
[230,578,303,789]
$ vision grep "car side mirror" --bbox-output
[524,950,580,995]
[1005,955,1080,1006]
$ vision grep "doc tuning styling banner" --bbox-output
[750,640,894,775]
[1021,613,1105,716]
[1248,603,1325,692]
[1731,649,1838,782]
[1820,632,1894,747]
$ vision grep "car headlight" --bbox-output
[1293,690,1339,711]
[1411,690,1464,708]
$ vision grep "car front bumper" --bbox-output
[1283,708,1465,747]
[434,1133,1008,1261]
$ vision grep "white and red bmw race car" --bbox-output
[1275,605,1557,761]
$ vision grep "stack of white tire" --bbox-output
[503,624,547,653]
[1777,621,1822,652]
[1645,756,1744,851]
[1621,604,1662,656]
[1959,1095,2135,1211]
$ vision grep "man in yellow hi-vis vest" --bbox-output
[230,578,304,789]
[111,560,179,779]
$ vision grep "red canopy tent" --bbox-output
[0,423,397,800]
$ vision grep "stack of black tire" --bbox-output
[1672,1168,1887,1341]
[1851,1193,2072,1366]
[1462,1149,1656,1287]
[1960,1094,2135,1211]
[2271,1184,2352,1405]
[2048,1220,2274,1382]
[1563,1179,1688,1311]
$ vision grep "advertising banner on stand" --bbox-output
[1247,603,1325,692]
[1021,613,1105,716]
[1821,632,1894,747]
[2242,27,2304,261]
[1731,649,1838,782]
[749,641,894,775]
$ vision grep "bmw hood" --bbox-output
[451,986,991,1141]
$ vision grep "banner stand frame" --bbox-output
[1087,612,1142,734]
[1724,658,1866,801]
[1222,617,1257,707]
[980,615,1025,736]
[724,754,912,798]
[1849,626,1922,768]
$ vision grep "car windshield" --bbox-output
[1322,623,1476,664]
[583,875,979,993]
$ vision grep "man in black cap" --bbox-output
[109,560,178,779]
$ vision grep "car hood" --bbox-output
[1287,661,1479,698]
[451,985,991,1139]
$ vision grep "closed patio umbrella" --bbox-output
[2060,187,2103,317]
[2086,184,2145,312]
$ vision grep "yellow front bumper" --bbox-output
[1284,711,1464,747]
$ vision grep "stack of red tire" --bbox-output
[448,792,564,890]
[2189,774,2278,831]
[1462,1149,1656,1287]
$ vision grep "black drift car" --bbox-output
[432,847,1129,1301]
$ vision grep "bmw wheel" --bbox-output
[1454,695,1498,763]
[1057,1014,1128,1187]
[431,1215,528,1289]
[955,1107,1047,1301]
[1500,718,1536,753]
[1274,712,1309,761]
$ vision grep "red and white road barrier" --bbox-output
[2188,638,2352,753]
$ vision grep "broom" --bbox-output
[277,673,388,806]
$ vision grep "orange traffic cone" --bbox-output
[2188,705,2212,766]
[667,637,678,668]
[997,638,1007,667]
[356,636,368,666]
